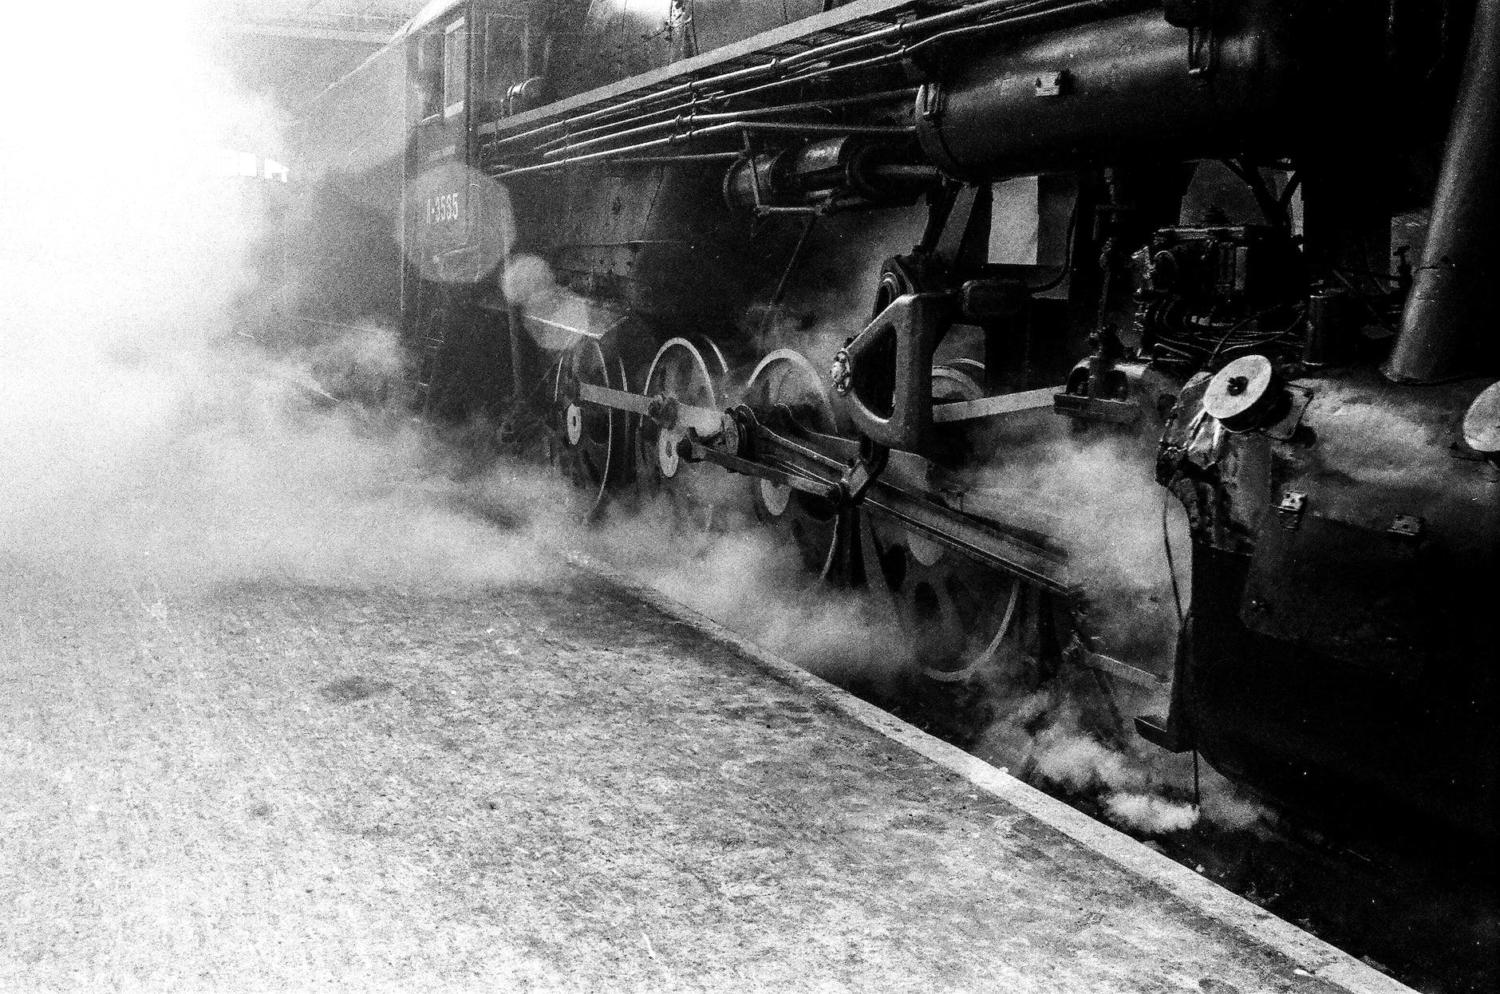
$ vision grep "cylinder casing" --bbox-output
[915,2,1303,181]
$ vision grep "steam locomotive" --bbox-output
[288,0,1500,851]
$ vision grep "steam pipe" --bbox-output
[541,88,917,160]
[488,0,1125,153]
[1385,0,1500,383]
[687,49,917,114]
[509,0,1154,169]
[903,0,1150,62]
[577,152,742,166]
[489,48,910,154]
[494,122,915,179]
[723,137,936,210]
[868,164,942,183]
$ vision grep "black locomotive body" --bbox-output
[290,0,1500,850]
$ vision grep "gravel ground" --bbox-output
[0,562,1372,993]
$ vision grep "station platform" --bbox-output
[0,557,1411,993]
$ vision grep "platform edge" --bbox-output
[565,549,1416,994]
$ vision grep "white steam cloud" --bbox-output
[576,507,917,686]
[0,5,565,597]
[0,3,1265,844]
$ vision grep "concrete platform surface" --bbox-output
[0,560,1410,993]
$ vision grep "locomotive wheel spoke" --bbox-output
[742,349,842,575]
[868,516,1032,683]
[636,336,731,534]
[740,349,1063,687]
[549,337,632,522]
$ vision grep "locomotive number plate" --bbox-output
[425,192,461,225]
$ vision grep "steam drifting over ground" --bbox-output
[0,6,559,600]
[0,2,1268,842]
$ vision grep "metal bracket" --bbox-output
[1265,384,1313,441]
[838,293,952,451]
[1162,0,1218,76]
[1033,70,1069,98]
[838,444,889,505]
[1275,490,1307,530]
[1134,714,1193,753]
[917,83,946,122]
[1186,23,1216,75]
[1388,513,1425,539]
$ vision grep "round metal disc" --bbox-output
[1204,354,1278,429]
[1463,380,1500,455]
[656,429,681,478]
[565,404,584,446]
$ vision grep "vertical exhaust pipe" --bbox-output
[1386,0,1500,383]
